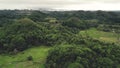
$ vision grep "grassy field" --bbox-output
[0,46,51,68]
[79,28,120,44]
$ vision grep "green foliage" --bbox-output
[0,18,45,52]
[0,10,120,68]
[62,17,99,30]
[50,11,120,24]
[27,56,33,61]
[63,17,82,28]
[46,43,120,68]
[0,18,78,53]
[28,11,47,22]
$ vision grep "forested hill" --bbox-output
[0,10,120,68]
[0,10,120,26]
[0,10,120,51]
[0,10,120,32]
[0,10,46,26]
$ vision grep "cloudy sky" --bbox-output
[0,0,120,10]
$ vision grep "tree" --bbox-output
[46,42,120,68]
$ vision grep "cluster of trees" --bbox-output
[0,18,43,53]
[0,18,78,53]
[0,10,119,51]
[0,10,119,67]
[49,11,120,24]
[0,10,120,30]
[62,17,98,30]
[0,10,28,26]
[49,11,120,32]
[46,41,120,68]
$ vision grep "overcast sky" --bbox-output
[0,0,120,10]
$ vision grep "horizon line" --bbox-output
[0,8,120,11]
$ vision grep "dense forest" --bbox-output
[0,10,120,68]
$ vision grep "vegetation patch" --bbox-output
[0,46,51,68]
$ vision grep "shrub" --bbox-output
[27,56,33,61]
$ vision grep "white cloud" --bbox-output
[0,0,119,10]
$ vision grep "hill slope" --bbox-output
[0,46,51,68]
[79,28,120,44]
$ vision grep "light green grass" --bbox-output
[0,46,51,68]
[79,28,120,43]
